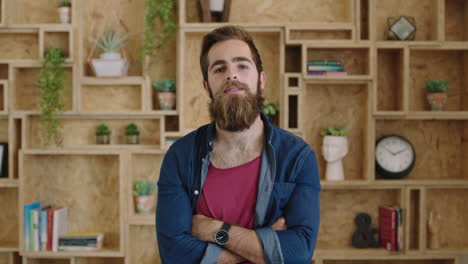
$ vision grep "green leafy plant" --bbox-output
[39,47,67,146]
[133,180,157,196]
[425,80,450,93]
[140,0,177,63]
[58,1,71,7]
[320,126,347,137]
[262,102,280,116]
[96,124,111,136]
[126,123,140,136]
[153,79,176,92]
[97,29,129,54]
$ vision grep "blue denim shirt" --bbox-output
[156,114,321,264]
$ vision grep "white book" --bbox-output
[39,207,50,251]
[52,208,68,252]
[31,209,40,251]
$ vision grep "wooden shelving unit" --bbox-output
[0,0,466,263]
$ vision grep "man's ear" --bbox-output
[259,71,266,90]
[203,80,209,95]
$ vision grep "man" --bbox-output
[156,26,321,264]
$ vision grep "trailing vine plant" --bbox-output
[38,47,67,147]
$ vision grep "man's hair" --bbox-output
[200,26,263,82]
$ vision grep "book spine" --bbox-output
[307,65,344,71]
[47,208,54,251]
[307,60,342,66]
[31,209,39,251]
[39,209,48,251]
[379,207,397,251]
[396,208,404,251]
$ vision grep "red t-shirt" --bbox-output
[196,155,261,229]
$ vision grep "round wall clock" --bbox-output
[375,135,416,179]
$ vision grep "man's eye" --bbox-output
[214,67,225,73]
[239,65,248,70]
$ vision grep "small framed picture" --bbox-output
[0,143,8,178]
[387,16,416,40]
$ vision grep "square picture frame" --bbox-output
[387,16,416,40]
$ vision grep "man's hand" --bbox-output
[192,214,222,242]
[272,217,287,231]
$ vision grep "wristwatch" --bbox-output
[214,222,231,246]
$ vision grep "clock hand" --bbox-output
[394,147,408,155]
[382,145,396,155]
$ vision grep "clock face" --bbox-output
[376,135,415,174]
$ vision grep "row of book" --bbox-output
[24,202,104,251]
[307,60,348,76]
[379,206,403,251]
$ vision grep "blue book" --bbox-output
[307,65,344,71]
[24,202,41,251]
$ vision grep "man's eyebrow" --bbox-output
[209,56,254,71]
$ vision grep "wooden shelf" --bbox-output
[0,179,18,187]
[20,249,124,258]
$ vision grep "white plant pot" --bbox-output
[58,7,71,24]
[322,136,348,181]
[91,56,129,77]
[100,52,121,60]
[210,0,225,12]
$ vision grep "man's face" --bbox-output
[204,39,266,131]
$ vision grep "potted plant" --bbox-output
[424,79,450,111]
[133,180,157,214]
[262,101,279,125]
[91,29,129,77]
[125,123,140,144]
[39,47,67,147]
[96,124,111,144]
[153,79,176,110]
[57,1,72,24]
[199,0,231,22]
[320,126,348,181]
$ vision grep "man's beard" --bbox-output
[208,80,264,132]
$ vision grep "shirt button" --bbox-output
[194,190,199,195]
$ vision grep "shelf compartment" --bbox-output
[445,0,468,41]
[10,0,71,25]
[359,0,369,40]
[42,30,71,60]
[81,84,143,112]
[425,187,468,250]
[129,153,164,217]
[0,188,18,249]
[374,0,440,41]
[10,117,23,179]
[128,225,159,264]
[285,45,302,73]
[13,66,73,111]
[286,25,353,42]
[184,0,353,24]
[376,48,405,112]
[26,117,162,149]
[0,63,9,79]
[306,47,370,76]
[318,188,401,250]
[25,258,70,264]
[408,188,421,251]
[180,30,281,130]
[74,257,124,264]
[287,94,299,130]
[303,83,371,181]
[375,120,468,180]
[0,32,39,60]
[409,49,468,112]
[0,80,7,112]
[20,153,123,254]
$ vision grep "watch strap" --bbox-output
[221,222,231,232]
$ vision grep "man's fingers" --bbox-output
[271,217,287,230]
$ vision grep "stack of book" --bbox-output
[307,60,347,76]
[379,206,403,251]
[58,232,104,251]
[24,202,68,251]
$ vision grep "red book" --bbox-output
[379,206,397,251]
[47,207,54,251]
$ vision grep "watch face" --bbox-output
[215,230,229,245]
[376,135,415,174]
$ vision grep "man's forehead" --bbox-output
[207,39,253,64]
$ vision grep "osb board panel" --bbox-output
[465,124,468,180]
[75,257,123,264]
[28,118,161,147]
[132,154,164,182]
[324,260,454,264]
[129,225,160,264]
[360,0,369,40]
[14,68,73,111]
[410,50,467,111]
[185,0,352,23]
[27,259,69,264]
[147,16,177,82]
[0,253,8,264]
[377,49,404,111]
[81,85,142,112]
[285,46,301,73]
[318,189,400,250]
[289,30,352,41]
[409,190,420,249]
[183,32,280,130]
[0,84,4,110]
[11,0,63,24]
[445,0,467,41]
[23,155,121,249]
[0,33,39,60]
[0,188,19,247]
[375,120,467,180]
[304,84,368,180]
[0,118,8,142]
[426,188,468,249]
[375,0,438,41]
[83,0,144,76]
[44,32,70,57]
[0,64,8,79]
[307,48,369,75]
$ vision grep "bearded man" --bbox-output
[156,26,321,264]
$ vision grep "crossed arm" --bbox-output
[192,215,287,264]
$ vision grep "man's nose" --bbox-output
[226,68,238,81]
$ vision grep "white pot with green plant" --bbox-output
[153,79,176,110]
[57,1,72,24]
[96,124,111,144]
[133,180,157,214]
[125,123,140,144]
[425,80,450,111]
[320,126,348,181]
[91,29,129,77]
[262,101,279,125]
